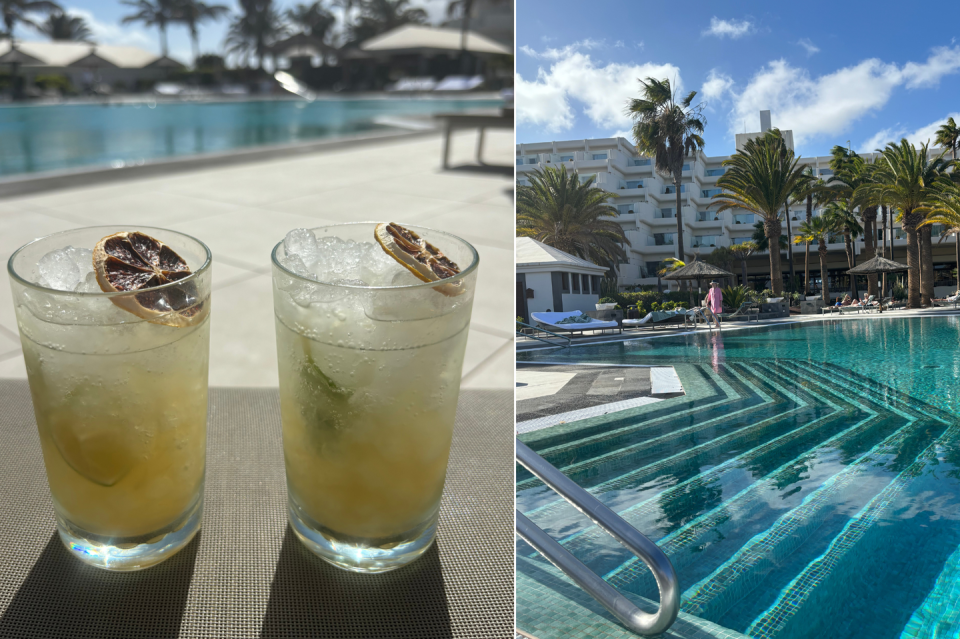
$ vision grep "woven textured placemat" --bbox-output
[0,380,513,638]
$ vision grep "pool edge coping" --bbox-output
[0,127,437,199]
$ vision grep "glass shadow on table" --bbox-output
[0,531,200,639]
[258,526,453,639]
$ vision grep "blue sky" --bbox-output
[517,0,960,157]
[16,0,450,67]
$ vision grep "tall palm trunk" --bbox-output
[843,230,857,299]
[190,24,200,65]
[674,174,684,261]
[740,258,748,287]
[902,210,922,308]
[880,204,888,298]
[804,194,812,295]
[785,204,795,291]
[919,225,934,305]
[818,240,829,304]
[159,21,169,57]
[863,206,878,298]
[764,217,784,295]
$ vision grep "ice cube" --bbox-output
[283,228,318,262]
[74,271,101,294]
[38,248,81,291]
[65,246,94,278]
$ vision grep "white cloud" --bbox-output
[516,43,682,134]
[901,45,960,88]
[860,112,960,152]
[702,17,754,39]
[727,46,960,146]
[66,7,154,50]
[797,38,819,56]
[701,69,734,104]
[519,45,538,58]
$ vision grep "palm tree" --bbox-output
[121,0,176,56]
[824,146,880,298]
[176,0,230,65]
[626,77,706,263]
[729,241,759,288]
[917,178,960,290]
[793,216,836,304]
[712,129,812,295]
[854,139,950,308]
[347,0,426,45]
[1,0,61,40]
[516,165,631,273]
[751,220,788,252]
[935,117,960,160]
[823,202,863,299]
[657,257,684,292]
[36,10,92,40]
[225,0,287,69]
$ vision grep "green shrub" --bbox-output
[722,285,749,310]
[892,284,907,301]
[599,297,616,304]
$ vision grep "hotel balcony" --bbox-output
[690,211,724,230]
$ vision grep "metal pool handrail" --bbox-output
[516,321,572,348]
[515,440,680,636]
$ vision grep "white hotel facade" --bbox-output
[516,115,959,297]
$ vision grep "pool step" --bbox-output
[899,541,960,638]
[745,423,960,639]
[677,367,947,623]
[522,363,831,542]
[544,361,886,578]
[517,364,772,491]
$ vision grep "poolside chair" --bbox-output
[839,295,876,314]
[530,310,620,335]
[933,293,960,308]
[717,302,760,323]
[622,309,689,330]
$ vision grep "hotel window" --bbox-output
[701,188,722,198]
[582,274,591,293]
[617,203,635,216]
[657,208,676,219]
[592,153,608,160]
[682,163,691,170]
[558,154,574,162]
[561,272,569,292]
[645,261,661,275]
[592,275,600,292]
[733,214,755,225]
[631,158,652,166]
[626,180,643,189]
[649,233,676,246]
[697,211,721,221]
[572,273,581,293]
[664,184,686,194]
[705,168,726,176]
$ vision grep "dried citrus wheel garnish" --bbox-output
[93,231,207,327]
[374,222,463,297]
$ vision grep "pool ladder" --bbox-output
[516,440,680,636]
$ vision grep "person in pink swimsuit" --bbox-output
[703,281,723,330]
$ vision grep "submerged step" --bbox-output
[745,424,960,639]
[900,541,960,638]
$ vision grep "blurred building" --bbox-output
[0,41,183,93]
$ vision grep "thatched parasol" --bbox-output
[846,255,909,312]
[846,255,909,274]
[662,258,735,297]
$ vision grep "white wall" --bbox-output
[523,272,555,315]
[561,292,599,314]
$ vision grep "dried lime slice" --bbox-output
[93,231,206,327]
[374,222,464,297]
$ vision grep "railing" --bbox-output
[515,441,680,636]
[516,321,571,348]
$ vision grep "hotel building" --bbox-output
[516,113,959,297]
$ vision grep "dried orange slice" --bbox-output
[93,231,206,327]
[374,222,463,297]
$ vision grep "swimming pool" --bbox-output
[0,97,501,177]
[517,317,960,639]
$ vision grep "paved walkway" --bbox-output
[0,130,514,389]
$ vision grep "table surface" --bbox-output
[0,381,513,639]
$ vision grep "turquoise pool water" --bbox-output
[517,317,960,639]
[0,97,500,177]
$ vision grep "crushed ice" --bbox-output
[37,245,95,292]
[280,228,407,288]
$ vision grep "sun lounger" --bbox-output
[530,311,620,335]
[622,309,690,330]
[433,111,513,169]
[718,302,759,323]
[933,293,960,308]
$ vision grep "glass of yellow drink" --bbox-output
[271,222,478,572]
[7,227,212,571]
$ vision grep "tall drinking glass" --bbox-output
[7,227,212,571]
[271,222,478,573]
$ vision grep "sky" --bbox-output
[517,0,960,158]
[15,0,452,68]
